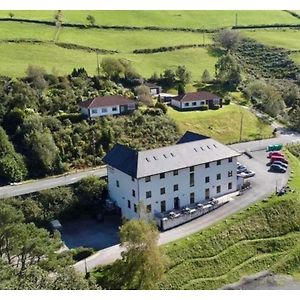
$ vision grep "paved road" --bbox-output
[0,167,107,199]
[75,131,300,272]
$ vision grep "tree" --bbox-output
[215,53,241,88]
[135,85,153,106]
[177,82,186,95]
[86,15,96,26]
[201,69,211,83]
[8,12,14,18]
[175,65,191,85]
[289,105,300,131]
[0,126,27,182]
[216,29,240,51]
[160,69,176,88]
[25,65,48,90]
[100,58,125,80]
[104,220,168,289]
[75,176,107,210]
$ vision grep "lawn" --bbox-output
[291,52,300,65]
[159,151,300,289]
[0,21,213,52]
[0,43,217,78]
[167,103,273,144]
[242,29,300,50]
[1,11,299,29]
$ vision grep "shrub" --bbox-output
[155,101,168,114]
[223,97,231,105]
[212,104,220,110]
[71,247,95,262]
[199,105,209,111]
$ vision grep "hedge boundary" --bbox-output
[1,17,299,33]
[0,38,118,54]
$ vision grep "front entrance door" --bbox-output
[174,197,180,210]
[205,188,210,200]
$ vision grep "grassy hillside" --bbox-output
[1,10,299,28]
[242,29,300,50]
[0,43,217,78]
[167,103,273,144]
[160,151,300,290]
[291,53,300,65]
[0,22,213,52]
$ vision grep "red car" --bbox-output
[267,151,284,159]
[270,156,288,164]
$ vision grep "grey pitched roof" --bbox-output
[177,131,210,144]
[103,132,240,178]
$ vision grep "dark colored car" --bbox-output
[272,161,288,169]
[269,164,286,173]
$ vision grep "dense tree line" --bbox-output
[0,65,180,182]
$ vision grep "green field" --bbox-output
[167,103,273,144]
[159,151,300,289]
[1,10,299,29]
[242,29,300,50]
[291,52,300,65]
[0,22,213,52]
[0,42,217,78]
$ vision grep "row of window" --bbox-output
[143,159,233,183]
[91,107,118,114]
[127,183,233,214]
[184,101,206,107]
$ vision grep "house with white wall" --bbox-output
[144,82,162,96]
[171,91,222,110]
[79,95,137,118]
[103,131,240,221]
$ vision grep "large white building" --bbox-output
[103,132,240,220]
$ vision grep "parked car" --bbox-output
[266,144,283,152]
[267,151,284,159]
[272,161,288,169]
[269,164,286,173]
[239,170,255,178]
[270,156,288,164]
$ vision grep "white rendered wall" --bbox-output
[89,105,120,117]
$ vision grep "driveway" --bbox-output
[74,145,291,272]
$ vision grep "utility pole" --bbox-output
[239,111,244,142]
[235,13,238,27]
[202,27,205,45]
[96,51,100,77]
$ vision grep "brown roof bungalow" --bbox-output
[171,91,222,110]
[79,95,137,118]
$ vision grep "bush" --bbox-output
[155,102,168,114]
[199,105,209,111]
[143,108,164,116]
[223,97,231,105]
[57,112,85,123]
[212,104,220,110]
[71,247,95,262]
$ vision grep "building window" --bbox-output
[146,204,152,213]
[132,189,135,197]
[228,157,233,163]
[205,176,210,183]
[217,185,221,193]
[173,170,178,176]
[160,187,165,195]
[112,107,117,112]
[228,182,232,190]
[134,204,137,213]
[145,176,151,182]
[116,180,119,187]
[190,192,195,204]
[190,166,194,172]
[205,188,210,200]
[205,162,210,168]
[146,191,152,198]
[217,173,221,180]
[184,102,189,107]
[131,176,135,182]
[91,109,97,114]
[174,197,180,210]
[161,201,166,213]
[127,200,131,209]
[192,102,197,106]
[160,173,165,179]
[190,173,194,187]
[217,160,221,165]
[173,184,178,191]
[228,171,233,177]
[101,107,108,113]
